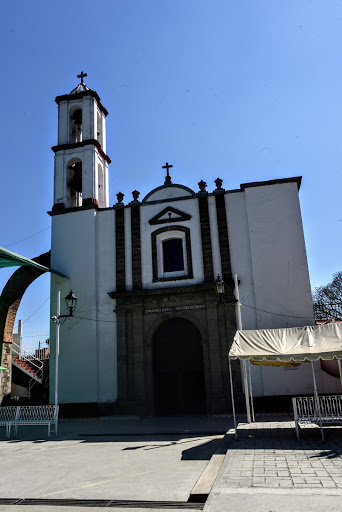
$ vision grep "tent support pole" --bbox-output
[248,361,255,422]
[229,359,238,440]
[234,273,251,424]
[243,360,251,424]
[311,361,324,441]
[338,360,342,391]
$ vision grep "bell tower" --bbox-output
[51,72,111,210]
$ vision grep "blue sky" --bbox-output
[1,0,341,335]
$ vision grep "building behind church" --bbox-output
[49,76,339,416]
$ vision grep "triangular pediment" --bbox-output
[149,206,191,225]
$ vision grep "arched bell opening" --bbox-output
[69,106,82,143]
[97,111,102,146]
[98,163,104,207]
[66,158,82,208]
[152,317,206,415]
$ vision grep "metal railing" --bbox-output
[12,341,44,399]
[294,395,342,423]
[21,333,50,360]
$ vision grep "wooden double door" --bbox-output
[153,318,206,415]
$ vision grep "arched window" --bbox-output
[97,111,102,146]
[98,163,104,207]
[67,158,82,207]
[70,106,82,143]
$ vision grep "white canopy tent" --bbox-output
[228,323,342,439]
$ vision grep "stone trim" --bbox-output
[142,184,195,203]
[115,208,126,291]
[215,194,232,281]
[55,89,109,117]
[131,205,142,289]
[149,206,191,225]
[151,225,193,282]
[197,196,213,283]
[51,139,111,164]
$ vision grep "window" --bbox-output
[163,239,184,272]
[152,226,193,282]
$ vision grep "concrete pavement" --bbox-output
[0,415,342,511]
[0,415,230,511]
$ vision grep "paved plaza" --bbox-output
[0,415,341,511]
[206,418,342,512]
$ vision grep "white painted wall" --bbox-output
[225,181,341,397]
[95,209,117,404]
[50,208,117,405]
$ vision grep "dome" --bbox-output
[69,83,90,95]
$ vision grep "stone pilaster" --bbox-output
[115,207,126,291]
[197,195,214,282]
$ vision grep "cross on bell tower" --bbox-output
[77,71,88,84]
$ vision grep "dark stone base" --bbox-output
[82,198,99,207]
[253,395,294,413]
[52,202,65,212]
[59,402,99,418]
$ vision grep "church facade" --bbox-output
[49,76,317,416]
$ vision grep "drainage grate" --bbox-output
[2,498,205,509]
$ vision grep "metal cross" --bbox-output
[162,162,173,177]
[77,71,88,84]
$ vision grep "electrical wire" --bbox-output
[13,297,50,330]
[73,315,116,323]
[4,226,51,249]
[239,301,314,320]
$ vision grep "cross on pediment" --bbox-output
[162,162,173,184]
[162,162,173,177]
[77,71,88,84]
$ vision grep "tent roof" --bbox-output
[0,247,65,276]
[229,323,342,362]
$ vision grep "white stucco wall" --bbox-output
[226,181,321,397]
[50,208,117,405]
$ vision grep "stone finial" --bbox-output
[198,180,207,192]
[214,178,223,190]
[132,190,140,202]
[116,192,124,204]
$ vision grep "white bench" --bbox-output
[2,405,59,438]
[293,395,342,440]
[0,407,19,438]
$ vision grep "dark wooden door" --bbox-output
[153,318,206,415]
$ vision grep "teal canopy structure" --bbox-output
[0,247,65,276]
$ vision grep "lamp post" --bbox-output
[51,290,77,408]
[214,274,253,426]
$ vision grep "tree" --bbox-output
[313,271,342,320]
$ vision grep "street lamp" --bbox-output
[51,290,78,409]
[64,290,78,317]
[214,274,226,302]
